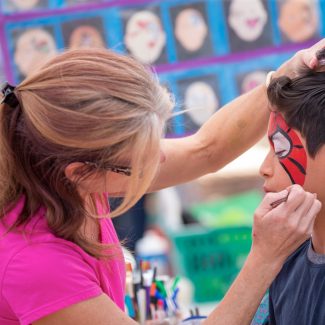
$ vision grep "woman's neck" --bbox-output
[82,195,101,242]
[82,217,100,242]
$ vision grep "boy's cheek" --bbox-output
[270,161,292,192]
[302,158,325,198]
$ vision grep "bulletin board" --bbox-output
[0,0,324,136]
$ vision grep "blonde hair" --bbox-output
[0,48,173,257]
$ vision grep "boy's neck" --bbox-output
[312,207,325,254]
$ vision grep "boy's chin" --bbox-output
[263,185,287,193]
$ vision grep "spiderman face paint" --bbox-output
[268,112,307,186]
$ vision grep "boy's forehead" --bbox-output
[267,111,307,186]
[268,112,289,136]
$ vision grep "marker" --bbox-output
[142,269,154,319]
[155,280,167,298]
[137,288,146,325]
[156,299,166,320]
[150,303,157,320]
[125,263,134,298]
[172,287,180,309]
[132,269,141,308]
[125,295,135,318]
[171,276,180,292]
[152,266,157,283]
[150,282,157,308]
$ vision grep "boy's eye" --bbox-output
[271,131,291,159]
[275,150,286,158]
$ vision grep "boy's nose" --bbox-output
[259,151,273,178]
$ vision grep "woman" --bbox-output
[0,40,323,325]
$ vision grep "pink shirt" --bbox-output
[0,197,126,325]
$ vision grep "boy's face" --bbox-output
[260,112,325,198]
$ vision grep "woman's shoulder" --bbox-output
[1,238,101,290]
[0,212,99,278]
[0,196,100,273]
[0,239,103,325]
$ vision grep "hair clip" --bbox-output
[1,81,19,108]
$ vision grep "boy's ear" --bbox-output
[64,162,85,182]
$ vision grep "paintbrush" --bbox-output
[270,194,289,209]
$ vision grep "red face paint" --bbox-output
[268,112,307,186]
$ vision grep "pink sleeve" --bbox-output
[2,243,103,325]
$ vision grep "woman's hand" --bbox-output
[275,39,325,79]
[202,185,321,325]
[251,184,322,270]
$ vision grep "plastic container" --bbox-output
[135,230,170,276]
[170,226,252,302]
[189,191,261,228]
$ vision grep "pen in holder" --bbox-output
[125,261,208,324]
[181,316,207,324]
[181,308,207,324]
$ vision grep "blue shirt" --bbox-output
[268,240,325,325]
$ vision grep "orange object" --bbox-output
[150,283,157,297]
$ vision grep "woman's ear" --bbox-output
[64,162,85,182]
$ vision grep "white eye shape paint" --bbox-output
[271,130,292,158]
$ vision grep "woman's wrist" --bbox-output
[272,50,303,80]
[202,248,283,325]
[265,71,276,88]
[246,249,284,279]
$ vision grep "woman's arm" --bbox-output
[151,39,325,191]
[33,293,137,325]
[153,84,269,191]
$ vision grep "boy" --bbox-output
[259,69,325,324]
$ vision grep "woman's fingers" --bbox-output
[294,192,316,221]
[254,189,289,220]
[255,185,305,224]
[252,185,321,266]
[284,192,319,242]
[284,184,307,211]
[275,38,325,79]
[301,39,325,68]
[298,197,322,234]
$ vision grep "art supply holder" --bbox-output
[170,225,252,302]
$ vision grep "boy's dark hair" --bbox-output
[267,69,325,158]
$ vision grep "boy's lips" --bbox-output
[263,186,273,193]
